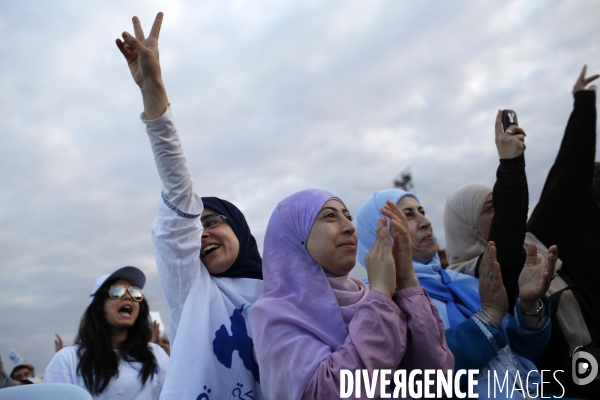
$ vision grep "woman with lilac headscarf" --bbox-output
[249,189,453,399]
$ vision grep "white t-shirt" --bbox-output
[143,108,264,399]
[43,343,169,400]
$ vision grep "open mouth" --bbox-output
[201,244,221,257]
[119,305,132,316]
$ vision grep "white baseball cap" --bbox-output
[89,266,146,303]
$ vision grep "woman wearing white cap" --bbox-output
[43,266,169,399]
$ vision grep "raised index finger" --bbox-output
[149,12,164,40]
[495,109,502,138]
[132,16,146,41]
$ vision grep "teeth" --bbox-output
[202,244,220,256]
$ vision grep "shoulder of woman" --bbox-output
[46,345,80,371]
[148,343,169,360]
[56,345,80,358]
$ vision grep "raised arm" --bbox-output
[116,14,203,342]
[526,66,600,325]
[116,13,195,212]
[545,65,598,189]
[488,110,529,313]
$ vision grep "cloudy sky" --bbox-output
[1,0,599,374]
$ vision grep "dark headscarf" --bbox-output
[202,197,263,280]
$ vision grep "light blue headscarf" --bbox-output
[356,189,480,329]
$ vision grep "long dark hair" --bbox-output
[74,277,157,394]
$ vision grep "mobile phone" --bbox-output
[502,110,518,130]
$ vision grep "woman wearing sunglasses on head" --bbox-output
[115,12,263,399]
[43,266,169,399]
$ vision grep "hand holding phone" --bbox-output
[496,109,525,159]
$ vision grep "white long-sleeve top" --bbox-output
[143,107,264,400]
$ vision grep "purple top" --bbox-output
[249,189,453,400]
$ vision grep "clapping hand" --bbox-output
[518,243,557,307]
[364,217,397,299]
[478,242,508,327]
[380,200,419,290]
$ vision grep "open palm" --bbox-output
[381,200,419,289]
[518,243,557,302]
[478,242,508,322]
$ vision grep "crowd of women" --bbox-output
[34,12,600,400]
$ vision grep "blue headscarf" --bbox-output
[202,197,263,280]
[356,189,480,329]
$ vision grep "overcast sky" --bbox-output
[1,0,599,374]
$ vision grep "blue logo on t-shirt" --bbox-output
[213,305,260,382]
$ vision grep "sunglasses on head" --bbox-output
[108,285,144,302]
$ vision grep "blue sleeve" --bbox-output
[506,297,551,365]
[445,318,507,372]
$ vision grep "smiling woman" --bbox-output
[42,266,169,399]
[115,12,263,399]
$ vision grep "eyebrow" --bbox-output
[481,200,494,209]
[401,206,423,212]
[320,206,350,214]
[200,213,220,222]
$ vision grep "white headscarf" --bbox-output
[444,183,492,266]
[444,183,562,274]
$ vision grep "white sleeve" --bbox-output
[151,193,206,344]
[143,106,210,344]
[141,106,198,214]
[43,347,78,384]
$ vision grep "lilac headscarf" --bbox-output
[249,189,365,400]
